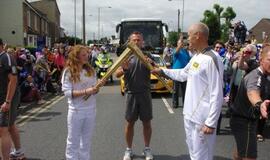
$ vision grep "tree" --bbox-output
[168,31,179,47]
[213,4,224,25]
[221,7,236,41]
[201,4,236,44]
[201,9,220,45]
[87,39,96,46]
[59,36,82,46]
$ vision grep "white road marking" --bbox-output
[17,96,64,127]
[161,96,174,114]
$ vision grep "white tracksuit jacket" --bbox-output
[62,69,97,160]
[163,51,223,127]
[163,50,224,160]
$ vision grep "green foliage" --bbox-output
[59,36,82,46]
[87,40,95,45]
[221,24,229,42]
[201,4,236,44]
[167,31,179,47]
[222,7,236,24]
[201,9,221,45]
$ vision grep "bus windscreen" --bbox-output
[121,22,162,49]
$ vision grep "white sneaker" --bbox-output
[37,99,46,105]
[10,149,25,159]
[123,148,133,160]
[142,148,153,160]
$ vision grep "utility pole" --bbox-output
[98,7,100,43]
[182,0,184,32]
[82,0,86,45]
[168,0,185,32]
[74,0,77,45]
[177,9,180,33]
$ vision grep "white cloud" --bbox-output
[56,0,270,40]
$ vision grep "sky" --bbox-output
[42,0,270,40]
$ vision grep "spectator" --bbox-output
[171,36,191,108]
[214,40,225,54]
[34,55,57,94]
[20,75,45,105]
[24,49,35,75]
[250,35,257,45]
[230,44,270,160]
[7,47,16,57]
[54,47,65,83]
[45,49,55,66]
[90,46,100,67]
[163,43,172,64]
[238,44,258,76]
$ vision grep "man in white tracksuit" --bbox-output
[153,23,224,160]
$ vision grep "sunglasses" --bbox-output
[244,51,252,55]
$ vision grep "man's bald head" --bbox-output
[189,23,209,39]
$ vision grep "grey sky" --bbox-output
[54,0,269,40]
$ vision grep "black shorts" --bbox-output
[125,92,153,122]
[230,116,257,159]
[0,102,18,127]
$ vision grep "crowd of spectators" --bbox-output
[4,42,109,106]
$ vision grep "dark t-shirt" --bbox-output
[232,68,270,119]
[124,55,151,93]
[245,59,259,75]
[0,52,17,103]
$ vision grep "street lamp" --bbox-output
[82,0,86,45]
[74,0,77,45]
[98,6,111,43]
[85,14,93,42]
[168,0,184,32]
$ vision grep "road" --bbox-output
[14,78,270,160]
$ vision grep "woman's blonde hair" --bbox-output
[7,47,15,54]
[66,45,95,83]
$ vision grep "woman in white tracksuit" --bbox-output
[61,45,103,160]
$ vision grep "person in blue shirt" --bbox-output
[172,36,191,108]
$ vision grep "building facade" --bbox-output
[0,0,62,48]
[30,0,61,44]
[23,1,51,48]
[249,18,270,43]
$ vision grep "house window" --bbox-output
[29,36,33,44]
[34,36,37,46]
[41,20,43,33]
[46,37,51,48]
[27,34,37,47]
[27,10,31,27]
[45,22,48,34]
[34,15,38,31]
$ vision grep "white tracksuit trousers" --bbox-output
[184,118,216,160]
[66,108,96,160]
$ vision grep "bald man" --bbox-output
[152,23,224,160]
